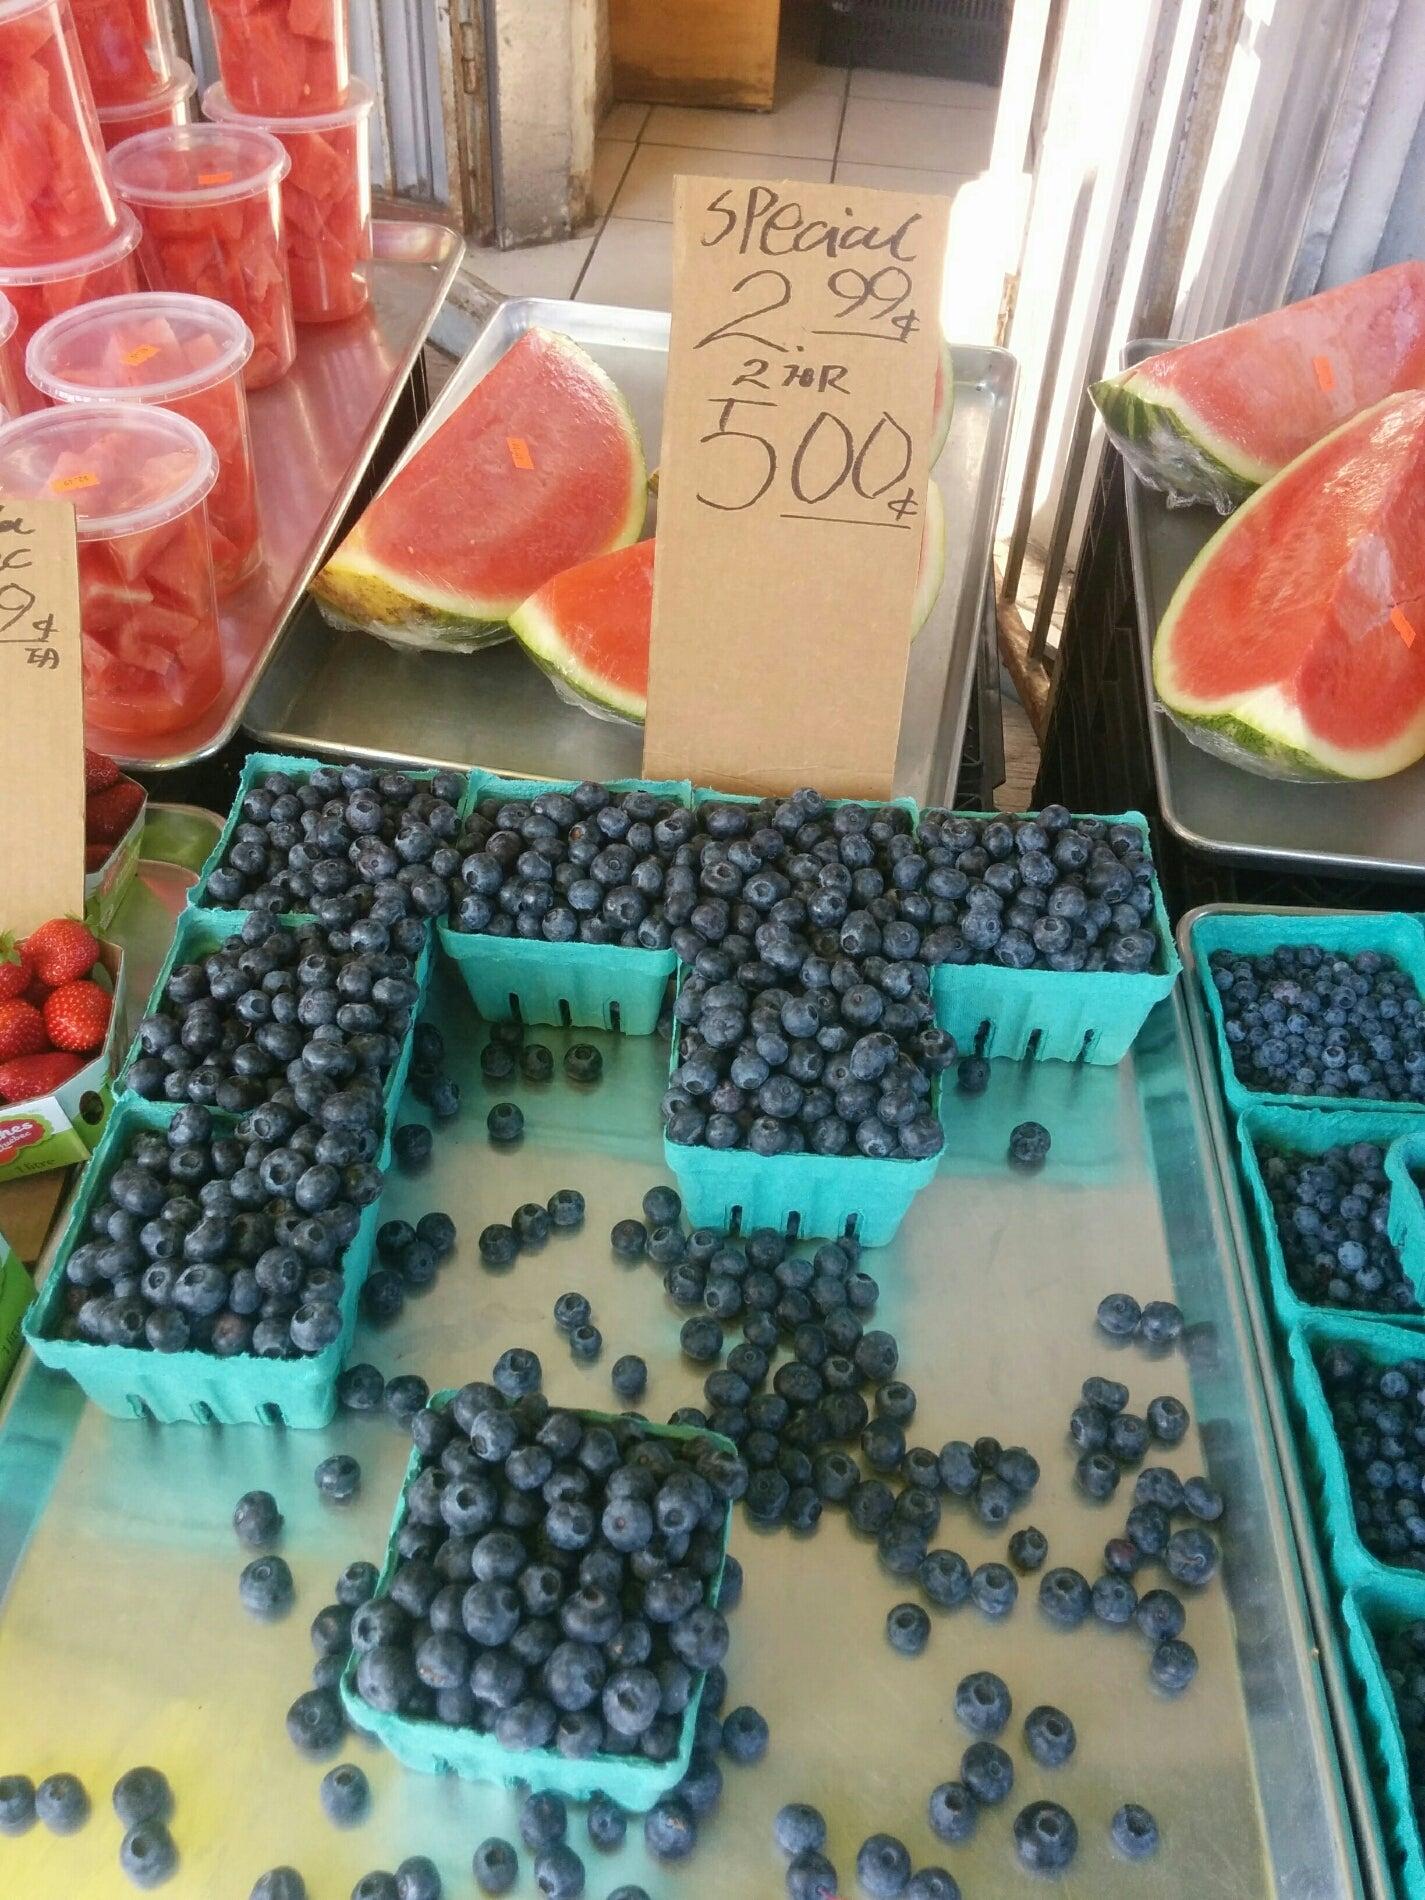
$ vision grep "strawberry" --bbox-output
[84,747,121,795]
[43,979,111,1054]
[0,1051,84,1104]
[0,934,33,1001]
[23,917,99,986]
[0,999,48,1060]
[22,975,50,1010]
[85,843,110,872]
[85,778,144,846]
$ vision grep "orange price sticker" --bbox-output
[1313,354,1335,393]
[198,170,235,187]
[121,344,161,367]
[50,471,98,494]
[1390,607,1417,649]
[506,436,534,471]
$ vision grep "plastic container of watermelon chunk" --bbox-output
[208,0,350,115]
[109,123,296,390]
[29,291,262,594]
[0,211,143,415]
[70,0,175,105]
[0,401,221,737]
[96,58,195,151]
[0,0,122,266]
[0,293,19,421]
[204,79,374,325]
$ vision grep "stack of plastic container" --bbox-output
[202,0,375,325]
[0,0,142,413]
[70,0,196,150]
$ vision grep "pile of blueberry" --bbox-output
[1374,1614,1425,1831]
[0,1764,177,1890]
[913,808,1161,974]
[1095,1291,1185,1349]
[1317,1344,1425,1571]
[123,914,424,1113]
[1209,943,1425,1103]
[451,782,690,945]
[1255,1137,1420,1314]
[664,790,954,1160]
[478,1186,584,1268]
[49,1099,383,1359]
[357,1211,458,1328]
[201,763,469,920]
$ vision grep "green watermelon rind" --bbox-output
[1156,702,1349,782]
[509,574,647,727]
[1091,370,1267,515]
[911,481,945,640]
[310,331,648,654]
[930,335,954,468]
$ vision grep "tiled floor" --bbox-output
[459,32,998,311]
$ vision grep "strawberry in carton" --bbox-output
[0,917,126,1179]
[82,747,146,931]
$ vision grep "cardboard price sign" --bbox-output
[645,176,951,798]
[0,496,84,933]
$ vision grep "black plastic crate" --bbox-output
[819,0,1009,83]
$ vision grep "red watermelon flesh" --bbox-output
[1093,263,1425,513]
[0,2,118,263]
[313,327,648,653]
[1153,391,1425,780]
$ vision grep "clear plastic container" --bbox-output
[0,209,143,414]
[0,0,122,265]
[97,58,195,151]
[109,123,296,389]
[28,291,261,594]
[0,293,20,420]
[207,0,349,115]
[0,403,221,736]
[71,0,174,105]
[204,79,374,326]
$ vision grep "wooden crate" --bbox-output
[610,0,780,109]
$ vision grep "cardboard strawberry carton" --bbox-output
[0,929,125,1181]
[82,750,146,933]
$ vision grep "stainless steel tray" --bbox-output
[1122,338,1425,878]
[244,299,1017,808]
[1177,903,1396,1899]
[99,221,465,774]
[0,948,1361,1895]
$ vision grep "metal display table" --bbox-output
[1123,339,1425,880]
[0,943,1362,1896]
[245,300,1016,809]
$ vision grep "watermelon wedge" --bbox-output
[1093,262,1425,513]
[312,328,647,651]
[931,334,954,466]
[1153,391,1425,781]
[510,484,946,725]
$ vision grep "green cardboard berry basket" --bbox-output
[1386,1129,1425,1268]
[22,1097,382,1428]
[113,906,432,1174]
[1339,1578,1425,1900]
[1235,1105,1425,1334]
[340,1399,732,1807]
[190,752,470,913]
[437,774,691,1036]
[1190,909,1425,1120]
[929,810,1180,1064]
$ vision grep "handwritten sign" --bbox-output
[0,497,84,931]
[644,176,950,798]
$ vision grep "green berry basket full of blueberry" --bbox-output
[437,774,693,1037]
[1191,910,1425,1121]
[23,1096,383,1428]
[339,1392,733,1808]
[925,809,1180,1065]
[1338,1577,1425,1899]
[1235,1105,1425,1337]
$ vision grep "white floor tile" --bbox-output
[839,96,994,171]
[614,143,832,222]
[462,230,597,302]
[577,217,673,311]
[591,139,635,218]
[834,161,971,200]
[601,101,650,140]
[643,84,842,159]
[849,70,999,110]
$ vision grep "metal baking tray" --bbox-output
[0,948,1361,1894]
[1178,903,1396,1899]
[97,220,465,774]
[1122,339,1425,879]
[244,299,1017,809]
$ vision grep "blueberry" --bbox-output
[1082,1374,1129,1413]
[1039,1566,1092,1628]
[120,1820,178,1888]
[1107,1412,1150,1466]
[1135,1464,1185,1512]
[1091,1573,1138,1626]
[1096,1292,1141,1337]
[251,1871,307,1900]
[787,1850,840,1900]
[320,1762,370,1824]
[1076,1451,1120,1500]
[1165,1525,1219,1586]
[721,1703,769,1763]
[0,1774,35,1834]
[487,1103,524,1143]
[961,1740,1013,1805]
[1023,1703,1076,1767]
[681,1316,724,1363]
[585,1793,627,1851]
[1008,1121,1050,1167]
[35,1772,88,1834]
[1139,1299,1184,1347]
[394,1124,432,1170]
[919,1548,971,1607]
[954,1670,1010,1735]
[1184,1475,1224,1521]
[315,1455,361,1503]
[286,1688,346,1755]
[1008,1526,1048,1572]
[1126,1500,1170,1555]
[775,1803,827,1856]
[533,1843,584,1897]
[956,1055,990,1094]
[513,1203,551,1247]
[479,1224,519,1266]
[240,1555,294,1619]
[644,1796,697,1859]
[928,1781,977,1844]
[493,1347,541,1397]
[564,1044,603,1084]
[856,1834,912,1898]
[234,1490,283,1547]
[970,1561,1017,1619]
[1147,1393,1189,1443]
[906,1872,960,1900]
[473,1840,518,1896]
[886,1602,931,1655]
[546,1189,586,1232]
[1150,1636,1198,1692]
[1111,1803,1160,1859]
[336,1561,379,1608]
[352,1879,399,1900]
[1013,1800,1078,1873]
[1136,1589,1186,1644]
[520,1790,568,1849]
[570,1324,602,1361]
[611,1355,648,1400]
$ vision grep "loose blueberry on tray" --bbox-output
[928,1781,978,1844]
[239,1555,294,1620]
[472,1839,518,1895]
[0,1774,35,1834]
[856,1833,912,1899]
[1014,1800,1078,1872]
[1023,1704,1076,1767]
[1008,1121,1051,1167]
[961,1741,1013,1805]
[319,1763,369,1825]
[1111,1802,1160,1859]
[119,1819,178,1889]
[34,1772,88,1834]
[233,1490,283,1548]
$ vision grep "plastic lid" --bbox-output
[203,75,375,134]
[0,208,143,289]
[96,59,198,125]
[0,0,63,22]
[0,292,14,351]
[0,403,217,539]
[27,292,254,407]
[109,122,289,208]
